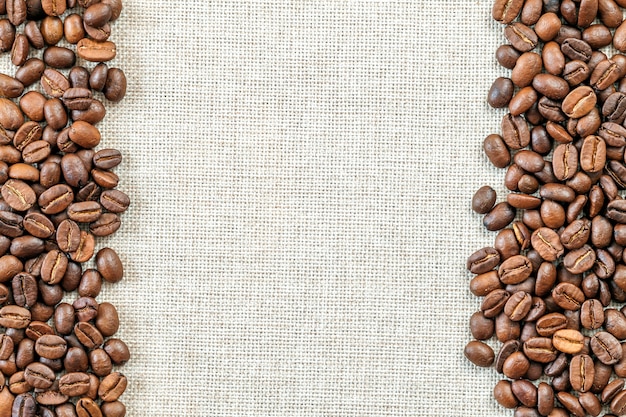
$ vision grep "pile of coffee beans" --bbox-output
[462,0,626,416]
[0,1,139,417]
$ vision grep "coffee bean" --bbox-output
[505,23,538,52]
[483,134,511,168]
[77,38,116,62]
[570,354,595,392]
[562,86,597,118]
[76,397,102,417]
[41,69,69,98]
[553,328,585,353]
[12,393,36,417]
[591,331,622,364]
[580,299,604,329]
[563,244,596,274]
[22,211,53,239]
[557,391,586,417]
[43,46,75,69]
[64,13,85,44]
[603,379,625,403]
[562,38,593,62]
[523,337,557,362]
[502,114,530,149]
[611,390,626,415]
[103,338,129,365]
[484,202,516,231]
[553,143,579,181]
[492,0,524,23]
[502,351,530,379]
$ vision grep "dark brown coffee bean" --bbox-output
[489,78,515,108]
[513,52,543,87]
[23,362,53,389]
[530,228,563,262]
[58,372,90,398]
[1,180,35,212]
[505,23,538,52]
[41,0,66,15]
[533,74,570,100]
[560,218,591,250]
[562,38,593,62]
[65,15,85,45]
[39,249,67,285]
[103,338,129,365]
[470,311,494,340]
[570,354,595,392]
[42,46,74,69]
[552,143,578,181]
[498,255,531,285]
[95,247,123,283]
[0,19,15,53]
[34,334,65,360]
[492,0,524,23]
[470,271,502,297]
[481,289,511,318]
[41,68,69,99]
[562,86,597,120]
[68,121,100,149]
[523,337,557,363]
[68,230,94,263]
[76,397,102,417]
[484,202,516,231]
[56,219,80,253]
[563,245,596,274]
[536,313,568,337]
[496,44,521,69]
[578,0,599,27]
[98,372,126,402]
[581,299,604,330]
[12,393,35,417]
[558,391,585,417]
[591,331,622,365]
[74,322,102,350]
[12,273,36,309]
[502,351,530,379]
[102,67,126,102]
[603,379,625,403]
[483,134,510,168]
[611,390,626,415]
[563,60,590,86]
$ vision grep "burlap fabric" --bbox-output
[58,1,518,415]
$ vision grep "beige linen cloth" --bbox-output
[64,0,518,415]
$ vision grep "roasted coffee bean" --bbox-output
[564,60,590,86]
[591,331,622,364]
[533,74,570,100]
[470,271,502,297]
[553,328,585,354]
[562,86,597,118]
[77,38,116,62]
[502,351,530,379]
[558,391,585,417]
[12,393,36,417]
[483,134,510,168]
[103,68,126,102]
[611,390,626,415]
[76,397,102,417]
[505,23,538,52]
[499,255,532,285]
[492,0,524,23]
[502,114,530,149]
[523,337,557,363]
[563,244,596,274]
[512,52,542,87]
[34,334,65,360]
[553,143,578,181]
[74,322,103,349]
[603,379,625,403]
[43,46,75,69]
[531,227,563,262]
[23,362,54,389]
[570,354,594,392]
[484,202,516,231]
[59,372,90,397]
[103,338,129,365]
[580,299,604,330]
[560,218,591,250]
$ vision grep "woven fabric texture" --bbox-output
[87,1,513,415]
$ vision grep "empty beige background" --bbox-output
[59,1,521,415]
